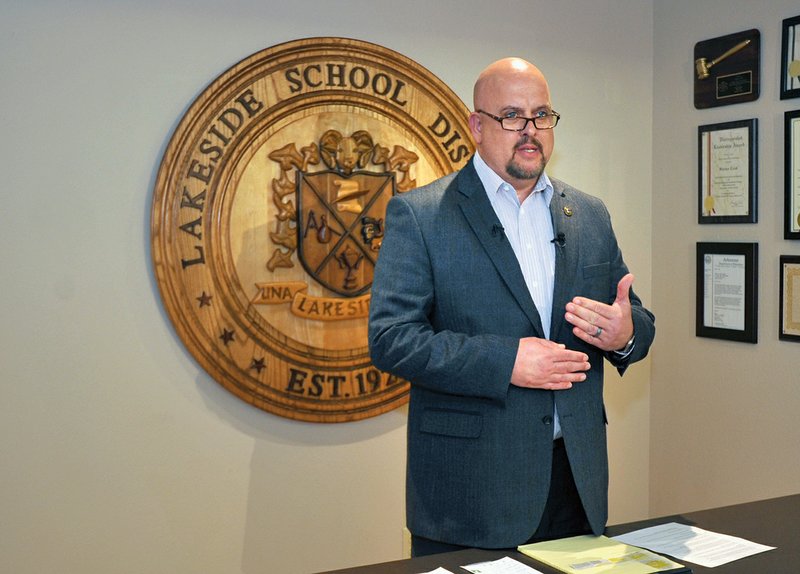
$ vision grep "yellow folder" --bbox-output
[518,535,690,574]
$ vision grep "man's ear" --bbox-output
[468,112,482,142]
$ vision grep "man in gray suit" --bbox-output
[368,57,655,556]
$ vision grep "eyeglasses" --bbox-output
[477,109,561,131]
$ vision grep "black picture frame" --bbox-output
[696,242,758,343]
[779,255,800,342]
[780,15,800,100]
[785,110,800,239]
[698,119,757,224]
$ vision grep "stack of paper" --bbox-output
[612,522,775,568]
[518,535,689,573]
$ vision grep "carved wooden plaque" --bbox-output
[151,38,473,422]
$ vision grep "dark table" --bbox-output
[316,494,799,573]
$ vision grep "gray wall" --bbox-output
[10,1,797,573]
[651,0,800,516]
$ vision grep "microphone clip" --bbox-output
[551,232,566,247]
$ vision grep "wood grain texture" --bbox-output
[151,38,474,422]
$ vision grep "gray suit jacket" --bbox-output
[368,158,655,548]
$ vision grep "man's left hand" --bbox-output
[564,273,635,352]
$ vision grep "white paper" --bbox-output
[701,126,750,217]
[416,568,455,574]
[612,522,775,567]
[703,253,746,330]
[461,556,545,574]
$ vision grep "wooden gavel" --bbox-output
[695,39,751,80]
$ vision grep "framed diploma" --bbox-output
[780,15,800,100]
[698,119,757,224]
[780,255,800,342]
[696,242,758,343]
[785,110,800,239]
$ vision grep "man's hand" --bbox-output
[565,273,635,352]
[510,337,590,390]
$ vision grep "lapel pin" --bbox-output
[563,206,573,217]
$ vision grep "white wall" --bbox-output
[651,0,800,516]
[1,1,653,573]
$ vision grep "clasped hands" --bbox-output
[510,273,635,390]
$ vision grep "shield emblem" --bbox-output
[297,171,394,296]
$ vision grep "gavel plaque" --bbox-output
[694,29,760,109]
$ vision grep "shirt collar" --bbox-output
[473,150,553,205]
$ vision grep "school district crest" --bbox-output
[151,38,473,422]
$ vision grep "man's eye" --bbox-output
[534,110,548,118]
[503,112,519,119]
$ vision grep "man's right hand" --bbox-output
[510,337,590,390]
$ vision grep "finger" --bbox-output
[545,370,588,387]
[539,381,575,391]
[564,310,601,335]
[572,325,607,348]
[549,383,574,390]
[547,378,585,390]
[521,337,566,350]
[615,273,635,305]
[567,296,610,323]
[540,353,590,375]
[553,349,590,364]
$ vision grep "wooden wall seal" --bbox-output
[151,37,474,422]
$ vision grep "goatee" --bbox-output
[506,135,545,181]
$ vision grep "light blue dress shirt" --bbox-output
[473,151,562,438]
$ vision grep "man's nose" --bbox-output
[521,118,538,135]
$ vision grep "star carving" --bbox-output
[196,291,213,308]
[219,328,235,346]
[250,357,266,374]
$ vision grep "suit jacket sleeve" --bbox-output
[594,201,655,374]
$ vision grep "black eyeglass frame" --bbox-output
[476,109,561,131]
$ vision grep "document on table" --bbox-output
[518,535,687,573]
[612,522,776,567]
[417,557,544,574]
[461,556,544,573]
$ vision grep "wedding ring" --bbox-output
[594,326,603,338]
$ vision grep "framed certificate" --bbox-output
[785,110,800,239]
[780,15,800,100]
[696,242,758,343]
[698,119,757,224]
[780,255,800,342]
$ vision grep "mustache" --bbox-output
[515,135,542,149]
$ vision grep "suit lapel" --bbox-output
[454,163,546,337]
[549,181,580,342]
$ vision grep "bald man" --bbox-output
[369,58,655,556]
